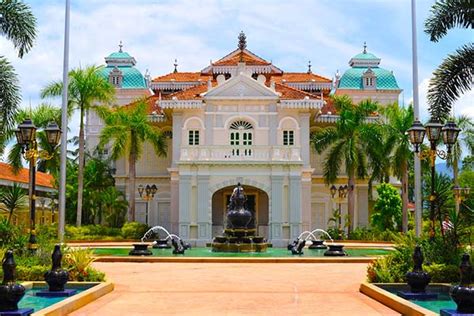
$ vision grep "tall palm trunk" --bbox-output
[347,172,355,233]
[76,107,85,227]
[128,141,137,222]
[401,161,409,233]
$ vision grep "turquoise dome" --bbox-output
[338,67,399,90]
[98,66,147,89]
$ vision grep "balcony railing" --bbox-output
[179,145,302,163]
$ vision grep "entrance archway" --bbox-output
[211,185,269,238]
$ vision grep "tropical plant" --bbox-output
[370,183,402,232]
[41,65,115,227]
[377,103,414,232]
[311,95,381,232]
[447,115,474,187]
[96,99,166,221]
[7,104,64,174]
[102,187,128,228]
[424,0,473,120]
[0,182,27,223]
[0,0,36,153]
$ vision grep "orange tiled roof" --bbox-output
[212,50,271,66]
[0,162,54,189]
[152,72,211,83]
[320,98,336,115]
[272,72,332,83]
[167,84,211,100]
[274,83,320,100]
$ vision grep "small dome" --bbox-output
[338,67,399,90]
[107,51,132,59]
[351,52,379,60]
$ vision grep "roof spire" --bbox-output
[363,41,367,54]
[307,60,312,74]
[173,58,178,73]
[238,31,247,51]
[238,31,247,62]
[119,40,123,52]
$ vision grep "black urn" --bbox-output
[152,239,171,249]
[44,245,69,292]
[0,250,26,311]
[406,245,431,293]
[309,240,327,250]
[226,183,253,229]
[323,244,346,256]
[449,253,474,313]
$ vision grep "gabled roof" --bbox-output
[273,72,332,83]
[152,72,211,83]
[0,162,54,189]
[167,84,210,100]
[212,49,271,66]
[202,73,279,99]
[274,83,320,100]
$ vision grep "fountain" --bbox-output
[37,245,76,297]
[0,250,33,316]
[212,183,268,252]
[130,226,190,256]
[296,229,334,250]
[441,253,474,315]
[397,245,437,300]
[290,239,306,255]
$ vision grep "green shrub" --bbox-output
[348,227,397,241]
[424,264,459,283]
[370,183,402,231]
[121,222,149,239]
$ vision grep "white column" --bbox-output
[270,175,284,243]
[197,175,211,245]
[178,175,192,238]
[172,112,183,167]
[300,112,311,167]
[289,175,302,239]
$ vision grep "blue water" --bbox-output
[383,286,457,314]
[18,287,86,312]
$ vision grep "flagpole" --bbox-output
[58,0,70,242]
[411,0,423,237]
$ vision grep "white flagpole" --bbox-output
[58,0,70,242]
[411,0,423,237]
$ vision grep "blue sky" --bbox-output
[0,0,472,154]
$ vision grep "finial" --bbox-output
[363,41,367,54]
[307,60,312,74]
[238,31,247,51]
[119,41,123,53]
[173,59,178,73]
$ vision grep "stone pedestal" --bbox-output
[324,244,346,256]
[129,243,152,256]
[36,289,77,297]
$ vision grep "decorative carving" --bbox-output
[238,31,247,51]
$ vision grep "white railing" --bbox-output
[179,145,302,163]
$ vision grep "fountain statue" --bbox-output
[441,253,474,315]
[0,250,33,315]
[397,245,437,300]
[290,239,306,255]
[212,183,268,252]
[130,226,190,256]
[37,245,77,297]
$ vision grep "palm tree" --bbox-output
[0,183,27,224]
[96,99,166,221]
[378,103,414,233]
[7,104,63,175]
[41,66,115,226]
[0,0,36,153]
[447,115,474,187]
[424,0,473,120]
[311,96,380,232]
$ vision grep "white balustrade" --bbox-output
[179,146,302,163]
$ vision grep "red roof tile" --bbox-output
[273,72,332,83]
[152,72,211,83]
[274,83,320,100]
[212,49,271,66]
[0,162,54,189]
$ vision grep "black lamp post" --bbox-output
[15,119,61,252]
[330,184,348,238]
[138,184,157,225]
[407,119,460,238]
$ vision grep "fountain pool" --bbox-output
[93,247,391,258]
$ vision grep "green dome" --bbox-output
[338,67,400,90]
[351,52,379,60]
[99,66,147,89]
[107,51,132,59]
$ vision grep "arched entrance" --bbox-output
[211,185,269,238]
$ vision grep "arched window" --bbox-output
[229,120,253,157]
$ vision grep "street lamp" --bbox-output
[138,184,157,225]
[15,119,61,251]
[453,185,471,206]
[407,119,460,238]
[330,184,348,238]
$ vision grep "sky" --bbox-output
[0,0,472,160]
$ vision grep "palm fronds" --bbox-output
[424,0,473,42]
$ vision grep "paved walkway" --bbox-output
[70,262,399,315]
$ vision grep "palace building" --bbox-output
[86,33,401,246]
